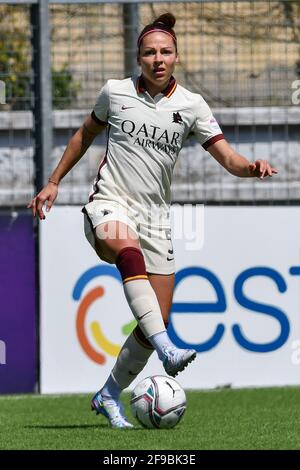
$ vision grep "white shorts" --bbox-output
[82,200,175,275]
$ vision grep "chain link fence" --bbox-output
[0,1,299,206]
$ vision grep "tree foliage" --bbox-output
[0,5,80,110]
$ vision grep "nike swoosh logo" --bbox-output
[139,310,152,320]
[167,257,174,261]
[121,105,135,110]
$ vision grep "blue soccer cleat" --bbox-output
[163,346,197,377]
[91,391,134,429]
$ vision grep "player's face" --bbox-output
[138,32,178,92]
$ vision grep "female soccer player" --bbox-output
[28,13,277,428]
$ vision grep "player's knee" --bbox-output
[94,225,140,265]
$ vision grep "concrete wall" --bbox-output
[0,107,299,205]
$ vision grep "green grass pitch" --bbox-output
[1,387,300,450]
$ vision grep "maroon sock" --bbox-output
[133,321,169,350]
[116,246,148,284]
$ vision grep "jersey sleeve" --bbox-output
[91,82,109,125]
[192,96,224,150]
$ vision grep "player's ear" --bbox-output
[137,53,141,66]
[175,53,179,64]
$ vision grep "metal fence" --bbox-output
[0,1,299,207]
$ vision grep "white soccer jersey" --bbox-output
[89,75,224,224]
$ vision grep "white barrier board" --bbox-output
[40,206,300,393]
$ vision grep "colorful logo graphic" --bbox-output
[72,263,290,365]
[72,265,136,365]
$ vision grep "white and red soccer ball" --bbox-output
[130,375,186,429]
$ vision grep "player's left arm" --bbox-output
[207,138,278,179]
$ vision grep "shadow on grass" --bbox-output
[24,424,107,430]
[24,424,140,431]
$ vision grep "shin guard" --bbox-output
[116,247,165,338]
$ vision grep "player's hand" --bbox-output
[27,182,58,220]
[248,160,278,179]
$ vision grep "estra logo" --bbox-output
[72,265,136,364]
[73,262,293,365]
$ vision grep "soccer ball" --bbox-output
[130,375,186,429]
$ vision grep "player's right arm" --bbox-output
[27,115,107,220]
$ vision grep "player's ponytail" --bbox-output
[137,12,177,51]
[153,13,176,30]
